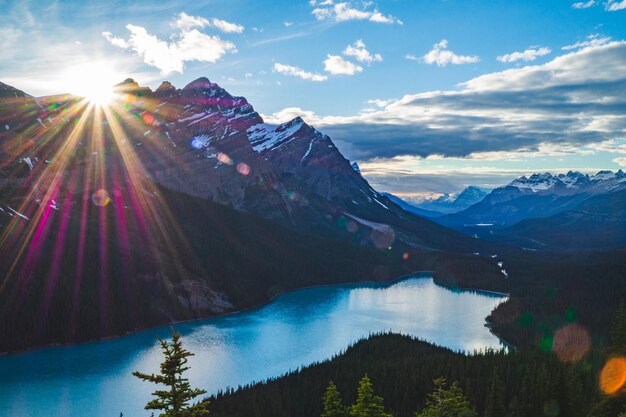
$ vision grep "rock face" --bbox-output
[0,81,28,98]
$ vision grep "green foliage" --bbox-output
[350,375,392,417]
[588,303,626,417]
[483,371,505,417]
[208,333,595,417]
[321,381,348,417]
[415,377,476,417]
[133,328,208,417]
[610,300,626,356]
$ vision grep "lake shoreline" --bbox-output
[1,270,507,356]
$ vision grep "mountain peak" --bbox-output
[591,170,615,181]
[115,78,139,88]
[183,77,213,90]
[156,81,176,92]
[114,78,152,94]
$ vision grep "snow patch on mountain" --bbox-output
[507,170,626,193]
[248,117,306,152]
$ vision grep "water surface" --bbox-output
[0,276,506,417]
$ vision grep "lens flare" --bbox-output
[236,162,250,175]
[600,357,626,395]
[217,152,233,165]
[92,189,111,207]
[552,323,591,362]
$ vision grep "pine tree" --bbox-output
[484,370,506,417]
[589,302,626,417]
[415,377,476,417]
[610,300,626,356]
[350,374,393,417]
[322,381,348,417]
[133,327,208,417]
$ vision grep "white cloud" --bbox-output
[422,39,480,66]
[497,47,551,63]
[102,31,129,48]
[324,54,363,75]
[343,39,382,64]
[310,1,402,24]
[571,0,626,11]
[208,18,245,33]
[614,157,626,166]
[284,21,293,27]
[273,63,328,81]
[366,99,394,108]
[173,12,209,31]
[606,0,626,10]
[172,13,244,33]
[103,13,237,74]
[262,107,322,124]
[405,54,418,61]
[562,34,612,50]
[572,0,596,8]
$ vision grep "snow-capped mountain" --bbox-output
[509,170,625,194]
[437,170,626,229]
[411,186,489,214]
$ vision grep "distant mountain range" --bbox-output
[434,170,626,249]
[404,186,490,215]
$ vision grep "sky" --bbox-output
[1,0,626,198]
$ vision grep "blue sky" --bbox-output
[1,0,626,197]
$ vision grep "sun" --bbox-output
[84,85,114,106]
[62,61,123,106]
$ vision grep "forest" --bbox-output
[204,308,626,417]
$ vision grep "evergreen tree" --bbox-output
[133,327,208,417]
[590,302,626,417]
[610,300,626,356]
[350,374,392,417]
[322,380,348,417]
[415,377,476,417]
[484,370,506,417]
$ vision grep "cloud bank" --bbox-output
[265,41,626,163]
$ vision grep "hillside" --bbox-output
[208,333,600,417]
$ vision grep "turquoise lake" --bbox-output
[0,276,506,417]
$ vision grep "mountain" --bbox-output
[437,170,626,230]
[0,81,28,99]
[407,186,489,214]
[0,78,499,352]
[494,188,626,249]
[381,193,443,218]
[0,77,483,251]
